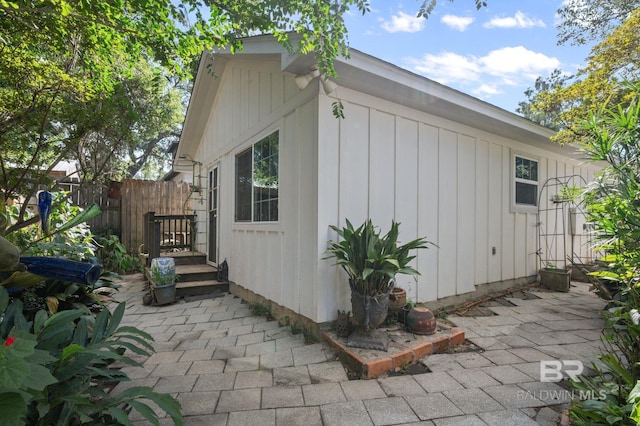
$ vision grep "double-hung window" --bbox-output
[235,131,279,222]
[514,154,539,209]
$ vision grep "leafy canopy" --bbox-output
[521,4,640,145]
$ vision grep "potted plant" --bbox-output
[326,219,432,333]
[539,263,571,292]
[150,257,177,304]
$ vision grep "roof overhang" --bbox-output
[177,35,580,165]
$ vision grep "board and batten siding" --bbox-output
[193,57,324,322]
[191,55,598,325]
[317,86,597,318]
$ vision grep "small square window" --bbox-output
[514,155,539,209]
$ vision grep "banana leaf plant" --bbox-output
[326,219,434,296]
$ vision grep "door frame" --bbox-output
[207,164,219,266]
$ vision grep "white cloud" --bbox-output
[472,84,503,97]
[407,52,481,85]
[441,14,475,31]
[481,46,560,79]
[405,46,559,100]
[484,11,546,29]
[380,11,425,33]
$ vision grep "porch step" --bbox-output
[144,250,228,299]
[175,264,218,282]
[176,279,229,298]
[160,251,207,266]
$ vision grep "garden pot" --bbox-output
[351,289,390,332]
[406,307,437,335]
[397,304,412,324]
[152,283,176,305]
[539,268,571,292]
[389,287,407,312]
[20,256,102,285]
[151,257,175,276]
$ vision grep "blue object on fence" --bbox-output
[37,190,52,233]
[20,257,102,285]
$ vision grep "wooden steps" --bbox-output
[145,251,228,298]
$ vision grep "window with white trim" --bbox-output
[235,131,279,222]
[514,155,538,207]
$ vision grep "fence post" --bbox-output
[143,211,160,266]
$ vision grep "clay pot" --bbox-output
[406,307,436,335]
[389,287,407,312]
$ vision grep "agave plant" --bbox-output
[326,219,433,296]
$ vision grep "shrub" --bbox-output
[0,286,182,425]
[94,233,142,274]
[569,82,640,424]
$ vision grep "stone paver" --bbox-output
[262,386,304,409]
[276,407,323,426]
[364,397,420,425]
[378,375,427,397]
[321,401,374,426]
[227,409,275,426]
[404,393,463,420]
[216,388,261,413]
[302,382,346,405]
[113,277,606,425]
[443,388,504,414]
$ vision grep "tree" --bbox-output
[567,81,640,425]
[1,0,488,234]
[417,0,487,18]
[0,0,372,233]
[516,69,572,130]
[556,0,640,46]
[524,6,640,145]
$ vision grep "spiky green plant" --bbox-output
[326,219,433,296]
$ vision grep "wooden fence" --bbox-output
[70,179,193,253]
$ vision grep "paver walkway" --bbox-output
[113,275,606,425]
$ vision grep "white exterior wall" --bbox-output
[193,58,324,322]
[317,87,598,316]
[191,56,598,325]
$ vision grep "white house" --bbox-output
[175,35,597,328]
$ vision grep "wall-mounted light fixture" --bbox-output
[295,67,337,95]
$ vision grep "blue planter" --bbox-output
[20,257,101,285]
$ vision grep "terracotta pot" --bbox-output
[406,307,437,335]
[351,289,390,332]
[389,287,407,312]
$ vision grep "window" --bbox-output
[235,131,279,222]
[514,155,538,207]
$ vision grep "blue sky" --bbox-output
[342,0,592,113]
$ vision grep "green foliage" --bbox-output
[326,219,434,296]
[628,380,640,423]
[289,320,318,344]
[94,234,142,274]
[417,0,487,19]
[2,0,379,235]
[517,69,573,130]
[248,301,273,319]
[0,286,182,425]
[526,9,640,145]
[0,196,122,319]
[150,267,177,287]
[4,192,96,261]
[556,0,640,46]
[568,81,640,425]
